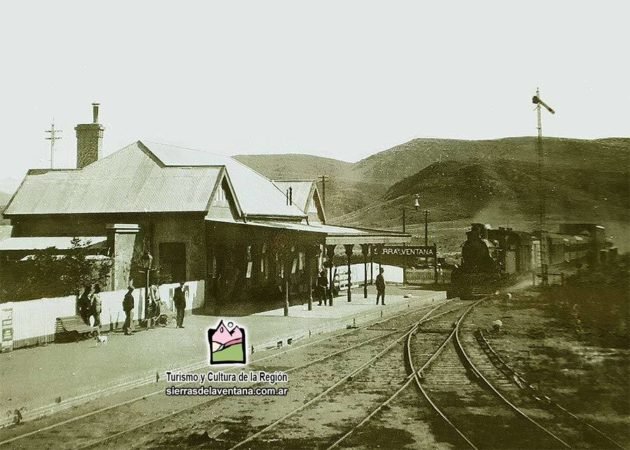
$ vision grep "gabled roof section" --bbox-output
[205,167,243,221]
[140,141,306,218]
[5,141,222,215]
[272,180,326,223]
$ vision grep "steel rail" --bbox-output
[476,330,626,450]
[327,302,477,450]
[407,301,481,450]
[228,302,452,450]
[455,316,572,448]
[0,301,442,448]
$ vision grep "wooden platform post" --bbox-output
[326,244,336,306]
[361,244,369,298]
[344,244,354,302]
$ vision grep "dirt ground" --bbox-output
[469,263,630,448]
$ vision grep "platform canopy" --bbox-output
[207,218,410,246]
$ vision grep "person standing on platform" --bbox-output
[376,268,386,305]
[123,287,135,335]
[317,269,328,306]
[78,285,92,325]
[90,284,103,336]
[174,282,186,328]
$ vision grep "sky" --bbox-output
[0,1,628,188]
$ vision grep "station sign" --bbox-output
[378,245,436,258]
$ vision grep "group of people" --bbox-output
[315,267,387,306]
[79,281,189,337]
[122,281,188,335]
[78,284,103,335]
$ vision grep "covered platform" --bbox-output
[205,217,410,316]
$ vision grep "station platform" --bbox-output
[0,286,446,427]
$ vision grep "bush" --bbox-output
[0,238,112,302]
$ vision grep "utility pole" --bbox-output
[319,175,329,210]
[423,209,429,247]
[532,88,555,286]
[45,120,62,169]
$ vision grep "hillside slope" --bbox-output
[334,158,630,251]
[236,137,630,225]
[233,153,377,217]
[233,154,352,181]
[350,137,630,183]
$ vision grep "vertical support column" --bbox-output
[214,243,225,316]
[106,223,140,291]
[326,244,336,306]
[433,243,438,284]
[283,245,291,317]
[375,244,383,271]
[361,244,369,299]
[204,222,212,314]
[344,244,354,302]
[305,245,318,312]
[370,244,374,285]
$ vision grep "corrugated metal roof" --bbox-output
[5,142,221,215]
[0,236,106,251]
[143,141,305,217]
[207,218,411,245]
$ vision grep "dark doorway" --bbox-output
[159,242,187,282]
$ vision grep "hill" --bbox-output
[233,153,380,217]
[0,191,11,207]
[349,137,630,183]
[235,137,630,229]
[233,154,352,181]
[0,191,12,220]
[334,158,630,252]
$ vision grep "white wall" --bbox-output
[335,264,403,288]
[2,280,204,350]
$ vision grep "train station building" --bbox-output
[2,105,410,314]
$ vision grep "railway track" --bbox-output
[405,298,574,450]
[469,328,626,450]
[85,300,471,449]
[219,302,471,450]
[0,299,455,449]
[329,297,580,450]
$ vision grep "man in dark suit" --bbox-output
[122,287,135,335]
[317,269,328,306]
[376,268,386,305]
[174,282,186,328]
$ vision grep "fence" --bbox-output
[1,280,204,350]
[334,264,403,291]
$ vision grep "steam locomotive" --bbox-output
[449,223,614,299]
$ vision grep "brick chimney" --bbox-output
[75,103,104,168]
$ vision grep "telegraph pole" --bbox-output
[532,88,555,286]
[45,120,62,169]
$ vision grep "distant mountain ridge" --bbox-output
[234,154,352,181]
[235,136,630,223]
[350,136,630,182]
[0,191,11,206]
